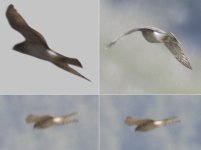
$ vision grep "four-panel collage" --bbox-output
[1,0,201,150]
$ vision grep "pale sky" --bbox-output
[101,95,201,150]
[0,0,98,94]
[0,95,98,150]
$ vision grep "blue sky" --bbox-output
[0,96,98,150]
[100,95,201,150]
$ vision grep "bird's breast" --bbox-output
[53,117,63,123]
[153,120,163,125]
[142,31,164,43]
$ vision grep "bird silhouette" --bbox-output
[26,112,78,129]
[125,116,180,132]
[6,4,90,81]
[106,26,192,70]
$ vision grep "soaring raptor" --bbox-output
[6,4,90,81]
[106,26,192,70]
[26,112,78,129]
[125,116,180,132]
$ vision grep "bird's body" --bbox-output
[6,4,90,81]
[106,26,192,70]
[125,116,180,132]
[26,112,78,129]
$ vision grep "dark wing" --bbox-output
[105,28,142,49]
[54,62,91,81]
[26,114,53,123]
[125,116,154,126]
[6,4,48,47]
[164,33,192,70]
[34,119,55,129]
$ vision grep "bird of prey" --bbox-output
[106,26,192,70]
[125,116,180,132]
[26,112,78,129]
[6,4,90,81]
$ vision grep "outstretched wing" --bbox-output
[62,112,79,124]
[164,33,192,70]
[6,4,48,47]
[125,116,153,126]
[160,116,181,126]
[105,28,142,49]
[51,112,78,126]
[105,26,165,49]
[26,114,53,123]
[65,112,78,117]
[54,62,91,82]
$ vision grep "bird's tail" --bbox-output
[53,61,91,82]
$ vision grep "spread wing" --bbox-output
[34,119,55,129]
[105,26,164,49]
[125,116,153,126]
[26,114,53,123]
[6,4,48,47]
[164,33,192,70]
[160,116,181,126]
[105,28,142,49]
[61,112,79,124]
[54,62,91,81]
[65,112,78,117]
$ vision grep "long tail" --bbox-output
[53,62,91,82]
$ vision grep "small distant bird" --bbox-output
[6,4,90,81]
[125,116,180,132]
[106,26,192,70]
[26,112,78,129]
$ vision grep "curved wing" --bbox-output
[164,33,192,70]
[6,4,48,47]
[105,26,165,49]
[105,28,142,49]
[26,114,53,123]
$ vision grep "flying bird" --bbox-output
[125,116,180,132]
[106,26,192,70]
[6,4,90,81]
[26,112,78,129]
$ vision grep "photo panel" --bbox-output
[0,0,98,94]
[101,0,201,94]
[0,95,98,150]
[100,95,201,150]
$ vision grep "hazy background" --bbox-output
[0,95,98,150]
[100,95,201,150]
[101,0,201,94]
[0,0,98,94]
